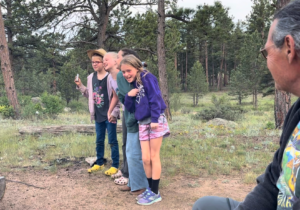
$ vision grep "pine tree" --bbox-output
[188,61,208,106]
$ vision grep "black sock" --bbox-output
[151,179,160,194]
[147,178,152,189]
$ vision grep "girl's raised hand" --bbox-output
[128,88,139,97]
[150,123,159,130]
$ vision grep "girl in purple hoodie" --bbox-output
[121,55,170,206]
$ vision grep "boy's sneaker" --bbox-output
[137,190,162,205]
[87,164,104,173]
[136,188,151,200]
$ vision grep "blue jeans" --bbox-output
[126,132,148,191]
[95,120,119,168]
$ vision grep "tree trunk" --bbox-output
[217,44,225,91]
[274,0,291,129]
[181,53,184,89]
[205,41,209,84]
[224,51,228,86]
[212,48,215,87]
[6,0,13,66]
[193,93,195,106]
[97,4,110,48]
[185,49,188,91]
[174,53,177,71]
[0,5,20,118]
[275,89,291,128]
[254,89,258,109]
[157,0,171,120]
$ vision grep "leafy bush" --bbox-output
[170,93,181,112]
[181,107,191,114]
[18,95,32,107]
[41,92,64,115]
[265,121,275,130]
[68,100,86,112]
[0,96,9,106]
[192,94,245,121]
[21,102,43,119]
[0,105,14,118]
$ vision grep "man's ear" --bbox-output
[284,35,296,64]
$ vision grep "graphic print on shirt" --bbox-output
[277,121,300,210]
[136,85,145,104]
[93,84,104,108]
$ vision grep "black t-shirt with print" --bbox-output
[92,72,109,123]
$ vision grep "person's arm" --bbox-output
[75,77,89,98]
[143,75,161,123]
[124,89,139,113]
[108,90,120,122]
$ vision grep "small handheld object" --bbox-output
[138,84,144,92]
[75,74,79,82]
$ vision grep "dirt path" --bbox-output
[0,165,255,210]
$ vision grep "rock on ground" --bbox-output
[206,118,238,128]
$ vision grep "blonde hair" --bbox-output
[106,52,118,60]
[120,55,148,86]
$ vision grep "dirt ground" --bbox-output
[0,163,255,210]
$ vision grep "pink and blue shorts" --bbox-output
[139,115,170,141]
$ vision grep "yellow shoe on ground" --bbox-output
[104,167,118,176]
[87,164,104,173]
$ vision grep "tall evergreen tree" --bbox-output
[188,61,208,106]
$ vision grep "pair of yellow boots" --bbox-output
[87,164,118,175]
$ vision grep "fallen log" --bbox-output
[0,176,5,201]
[18,124,122,136]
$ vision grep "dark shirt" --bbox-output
[92,72,109,123]
[116,71,138,133]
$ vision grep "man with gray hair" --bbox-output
[193,1,300,210]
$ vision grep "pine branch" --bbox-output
[165,14,190,24]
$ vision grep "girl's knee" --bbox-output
[150,153,160,162]
[142,157,151,165]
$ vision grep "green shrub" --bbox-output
[18,95,32,107]
[265,121,275,130]
[0,105,15,118]
[41,92,64,115]
[192,94,245,121]
[181,107,191,114]
[68,100,86,112]
[170,93,181,112]
[0,96,9,106]
[21,102,42,119]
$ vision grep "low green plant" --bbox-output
[68,100,87,112]
[18,95,32,106]
[41,92,64,116]
[265,121,275,130]
[0,96,9,106]
[170,93,182,112]
[21,102,43,119]
[181,107,191,114]
[0,105,14,118]
[193,94,245,121]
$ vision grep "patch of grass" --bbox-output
[0,92,281,181]
[243,172,259,184]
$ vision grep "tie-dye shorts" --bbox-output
[139,115,170,141]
